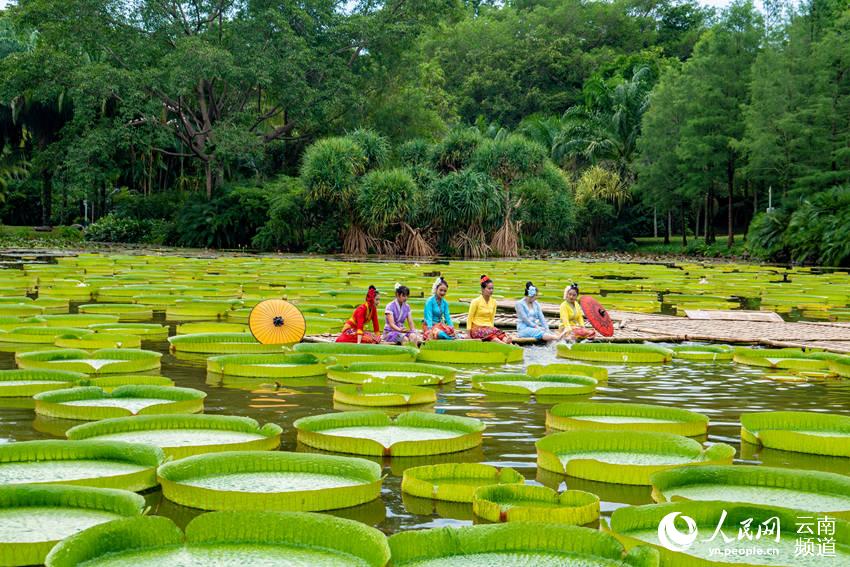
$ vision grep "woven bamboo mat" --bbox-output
[685,309,784,323]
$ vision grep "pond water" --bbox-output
[2,310,850,533]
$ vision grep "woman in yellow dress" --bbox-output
[467,275,511,343]
[559,283,595,340]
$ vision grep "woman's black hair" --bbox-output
[524,281,535,296]
[395,285,410,296]
[569,283,579,293]
[480,275,492,289]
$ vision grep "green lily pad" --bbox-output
[557,343,673,363]
[66,414,283,459]
[741,411,850,457]
[546,402,709,437]
[472,373,597,396]
[0,369,85,397]
[157,451,382,511]
[473,485,600,525]
[402,463,525,503]
[206,353,326,377]
[45,512,390,567]
[34,385,205,420]
[15,348,162,375]
[333,384,437,406]
[327,362,455,385]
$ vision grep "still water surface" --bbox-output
[2,318,849,534]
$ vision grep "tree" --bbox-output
[675,1,762,246]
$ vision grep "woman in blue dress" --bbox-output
[422,277,458,340]
[515,281,559,342]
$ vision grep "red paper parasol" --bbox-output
[579,296,614,337]
[249,299,306,345]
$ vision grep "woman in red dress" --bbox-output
[336,286,382,343]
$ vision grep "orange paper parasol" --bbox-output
[248,299,306,344]
[579,296,614,337]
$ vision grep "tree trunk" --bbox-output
[663,209,670,245]
[727,155,735,248]
[703,193,709,243]
[706,186,715,245]
[205,160,213,199]
[653,206,658,238]
[695,205,700,238]
[681,207,688,247]
[41,171,53,226]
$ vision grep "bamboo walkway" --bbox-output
[305,300,850,354]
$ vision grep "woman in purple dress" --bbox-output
[383,284,421,345]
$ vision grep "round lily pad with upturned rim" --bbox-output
[88,323,168,339]
[417,340,523,364]
[472,373,597,396]
[45,511,391,567]
[527,363,608,381]
[82,374,174,392]
[42,314,120,327]
[536,430,735,485]
[15,348,162,375]
[0,369,85,397]
[670,344,733,361]
[157,450,382,512]
[54,333,142,350]
[327,362,455,385]
[66,414,283,459]
[294,342,419,363]
[295,410,485,457]
[557,342,673,363]
[401,463,524,503]
[0,327,93,344]
[609,501,850,566]
[0,484,145,567]
[651,464,850,518]
[78,304,153,322]
[333,384,436,407]
[167,333,288,354]
[388,522,658,567]
[546,402,709,437]
[0,440,164,491]
[473,485,600,525]
[740,410,850,457]
[34,385,206,421]
[206,353,326,378]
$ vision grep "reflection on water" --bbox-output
[1,338,849,534]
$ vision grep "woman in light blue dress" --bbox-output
[422,277,457,340]
[515,281,558,342]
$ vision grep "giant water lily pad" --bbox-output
[472,373,597,396]
[294,342,419,363]
[295,411,485,457]
[402,463,525,503]
[536,431,734,485]
[0,327,93,344]
[417,340,523,364]
[88,323,168,339]
[741,411,850,457]
[15,348,162,375]
[527,363,608,381]
[82,374,175,392]
[388,523,658,567]
[34,385,205,420]
[78,304,152,322]
[334,384,437,407]
[670,344,733,361]
[547,402,709,437]
[46,511,391,567]
[66,414,283,459]
[557,343,673,363]
[651,465,850,517]
[157,451,382,511]
[472,485,600,525]
[0,484,144,567]
[168,333,288,354]
[54,333,142,350]
[733,347,829,371]
[0,440,163,491]
[609,501,850,566]
[206,353,326,378]
[327,362,455,385]
[0,369,85,397]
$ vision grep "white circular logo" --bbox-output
[658,511,698,551]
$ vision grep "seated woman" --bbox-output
[515,281,559,342]
[467,275,511,343]
[383,283,420,345]
[336,286,381,344]
[422,277,457,341]
[559,283,596,340]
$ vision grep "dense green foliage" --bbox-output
[0,0,848,263]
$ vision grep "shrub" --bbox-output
[430,128,482,174]
[174,186,272,249]
[85,214,158,243]
[746,210,790,261]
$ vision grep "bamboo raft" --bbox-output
[306,301,850,353]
